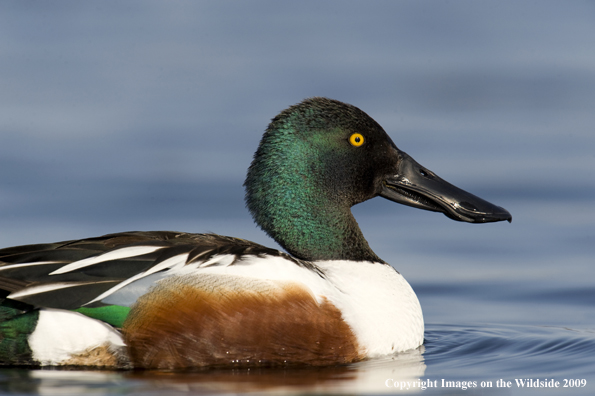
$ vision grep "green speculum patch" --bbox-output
[74,305,130,328]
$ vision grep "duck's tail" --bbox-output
[0,299,39,366]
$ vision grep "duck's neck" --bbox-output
[245,127,382,263]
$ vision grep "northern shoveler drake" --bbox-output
[0,98,511,369]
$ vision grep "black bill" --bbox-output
[380,150,512,223]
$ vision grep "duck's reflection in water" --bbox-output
[127,347,426,395]
[12,347,425,395]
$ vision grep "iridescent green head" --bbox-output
[244,97,511,262]
[244,98,396,262]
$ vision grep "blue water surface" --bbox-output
[1,1,594,395]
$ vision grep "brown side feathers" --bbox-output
[123,274,362,369]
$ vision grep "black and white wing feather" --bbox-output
[0,231,306,310]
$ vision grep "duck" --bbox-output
[0,98,511,369]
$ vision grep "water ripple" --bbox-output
[424,323,595,380]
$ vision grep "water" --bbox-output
[1,1,594,395]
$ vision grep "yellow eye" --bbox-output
[349,133,365,147]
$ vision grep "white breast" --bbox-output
[315,260,424,355]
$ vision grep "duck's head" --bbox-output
[245,97,511,262]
